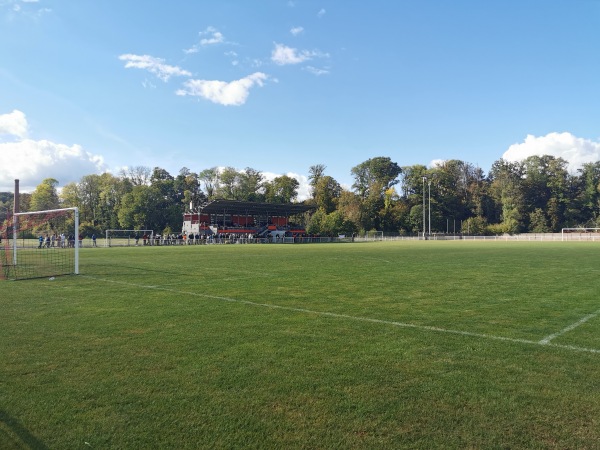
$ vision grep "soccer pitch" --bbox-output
[1,241,599,448]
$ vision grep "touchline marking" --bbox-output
[538,308,600,345]
[82,275,600,355]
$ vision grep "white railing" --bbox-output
[381,233,600,242]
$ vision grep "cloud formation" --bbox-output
[304,66,329,76]
[290,26,304,36]
[0,109,28,138]
[271,43,327,65]
[119,54,191,81]
[0,110,105,192]
[184,26,226,54]
[502,132,600,172]
[176,72,268,106]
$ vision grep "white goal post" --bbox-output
[105,229,155,247]
[561,228,600,241]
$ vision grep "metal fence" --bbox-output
[381,233,600,242]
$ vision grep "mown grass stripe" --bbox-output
[82,274,600,355]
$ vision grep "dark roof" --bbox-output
[197,199,315,216]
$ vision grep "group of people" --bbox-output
[131,232,261,246]
[37,233,77,248]
[37,233,98,248]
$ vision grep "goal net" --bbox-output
[561,228,600,241]
[355,231,384,241]
[105,229,154,247]
[0,207,79,281]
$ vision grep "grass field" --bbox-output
[1,241,599,449]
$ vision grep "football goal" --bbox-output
[561,228,600,241]
[105,229,154,247]
[0,207,79,281]
[356,231,384,241]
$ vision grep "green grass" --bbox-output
[1,241,599,448]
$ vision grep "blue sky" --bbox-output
[1,0,600,198]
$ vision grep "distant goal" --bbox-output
[355,231,384,241]
[1,207,79,281]
[105,229,154,247]
[561,228,600,241]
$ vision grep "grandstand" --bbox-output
[182,199,314,239]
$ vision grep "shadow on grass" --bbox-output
[0,409,49,450]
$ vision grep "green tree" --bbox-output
[264,175,299,203]
[30,178,60,211]
[351,157,401,199]
[216,167,240,200]
[336,190,362,232]
[238,168,264,201]
[199,167,220,200]
[308,164,326,198]
[489,159,525,233]
[529,208,550,233]
[121,166,151,186]
[175,169,205,211]
[313,175,341,213]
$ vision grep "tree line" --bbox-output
[2,154,600,237]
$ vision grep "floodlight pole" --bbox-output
[422,176,427,240]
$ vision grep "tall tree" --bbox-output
[30,178,60,211]
[199,167,220,200]
[264,175,299,203]
[351,157,401,199]
[122,166,152,186]
[313,175,341,213]
[308,164,326,198]
[217,167,241,200]
[175,170,205,211]
[489,159,525,233]
[238,167,264,201]
[574,162,600,225]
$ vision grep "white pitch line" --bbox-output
[538,308,600,345]
[81,275,600,355]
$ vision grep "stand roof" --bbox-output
[196,199,314,217]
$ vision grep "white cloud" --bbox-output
[502,132,600,172]
[201,27,224,45]
[0,110,105,192]
[176,72,268,106]
[317,8,326,18]
[271,43,328,65]
[2,0,51,18]
[290,172,311,201]
[118,54,191,82]
[304,65,329,76]
[0,109,28,138]
[225,51,239,66]
[141,78,157,89]
[290,26,304,36]
[184,26,226,54]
